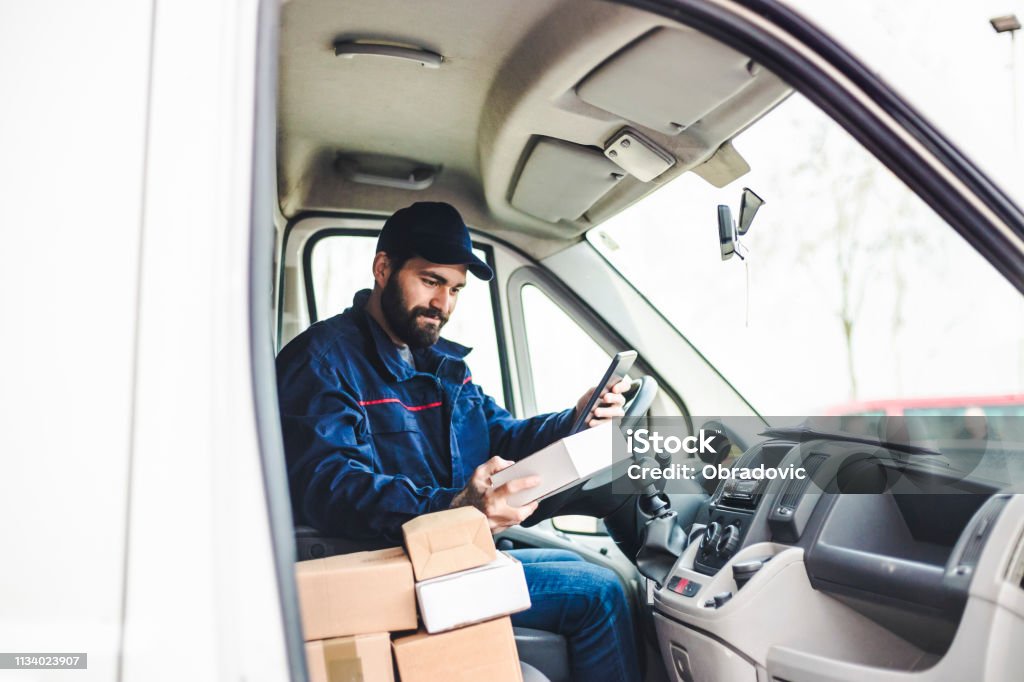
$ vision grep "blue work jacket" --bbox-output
[276,290,575,544]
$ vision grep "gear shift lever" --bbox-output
[636,508,686,586]
[634,483,686,586]
[634,423,734,587]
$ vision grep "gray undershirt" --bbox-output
[397,344,416,369]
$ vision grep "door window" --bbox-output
[308,233,507,406]
[519,283,611,415]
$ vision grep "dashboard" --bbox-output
[648,435,1023,682]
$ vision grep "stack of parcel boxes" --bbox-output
[296,507,532,681]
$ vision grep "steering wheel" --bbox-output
[520,375,659,527]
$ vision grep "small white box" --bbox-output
[490,421,623,506]
[415,552,531,634]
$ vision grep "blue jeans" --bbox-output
[508,548,640,682]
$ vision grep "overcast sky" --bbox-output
[785,0,1024,203]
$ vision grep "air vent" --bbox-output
[779,453,827,509]
[713,446,763,504]
[734,446,764,470]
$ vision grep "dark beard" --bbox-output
[380,274,448,349]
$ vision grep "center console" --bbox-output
[693,442,795,575]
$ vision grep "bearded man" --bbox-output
[276,202,639,682]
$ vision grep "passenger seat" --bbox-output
[514,628,570,682]
[520,660,552,681]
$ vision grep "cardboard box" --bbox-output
[392,616,522,682]
[402,507,496,581]
[296,547,417,640]
[305,633,394,682]
[416,552,531,633]
[491,421,623,506]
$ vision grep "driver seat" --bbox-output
[294,526,570,682]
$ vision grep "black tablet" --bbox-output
[568,350,638,434]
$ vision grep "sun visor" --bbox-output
[510,138,625,223]
[576,27,756,135]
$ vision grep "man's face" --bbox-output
[380,256,468,349]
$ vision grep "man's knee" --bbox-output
[536,548,586,563]
[594,568,629,609]
[575,564,630,619]
[516,560,632,638]
[509,547,585,565]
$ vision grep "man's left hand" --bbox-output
[575,378,632,428]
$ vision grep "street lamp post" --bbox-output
[990,14,1021,179]
[990,14,1023,391]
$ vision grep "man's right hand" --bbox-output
[450,456,541,532]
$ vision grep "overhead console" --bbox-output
[486,12,791,237]
[512,24,762,224]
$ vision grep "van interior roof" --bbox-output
[278,0,792,255]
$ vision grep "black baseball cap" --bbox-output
[377,202,494,281]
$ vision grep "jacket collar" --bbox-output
[349,289,471,383]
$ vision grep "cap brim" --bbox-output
[466,257,494,281]
[418,243,494,281]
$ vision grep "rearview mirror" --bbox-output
[717,205,738,260]
[716,187,765,261]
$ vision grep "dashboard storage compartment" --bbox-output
[806,493,989,618]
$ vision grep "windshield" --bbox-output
[589,93,1024,421]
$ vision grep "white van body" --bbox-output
[1,0,289,679]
